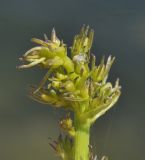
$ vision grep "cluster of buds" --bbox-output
[59,114,75,137]
[18,26,121,121]
[49,134,73,160]
[18,25,121,160]
[18,28,74,73]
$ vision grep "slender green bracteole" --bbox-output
[17,25,121,160]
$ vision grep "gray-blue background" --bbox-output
[0,0,145,160]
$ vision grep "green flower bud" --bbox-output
[59,114,75,137]
[71,25,94,58]
[52,81,61,88]
[61,81,75,92]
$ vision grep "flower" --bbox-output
[18,26,121,125]
[17,28,74,73]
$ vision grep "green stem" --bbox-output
[74,114,91,160]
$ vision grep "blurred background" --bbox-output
[0,0,145,160]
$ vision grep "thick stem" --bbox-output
[74,114,91,160]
